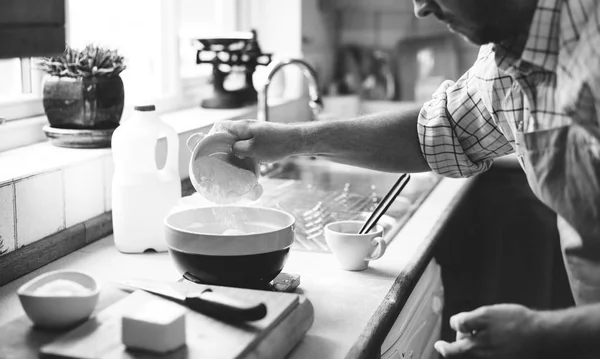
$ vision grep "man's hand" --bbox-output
[434,304,541,359]
[211,119,305,163]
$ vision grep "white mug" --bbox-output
[324,220,387,271]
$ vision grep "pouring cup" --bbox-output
[324,220,387,271]
[186,131,263,204]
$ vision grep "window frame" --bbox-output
[0,0,247,150]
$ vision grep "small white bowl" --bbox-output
[17,270,100,330]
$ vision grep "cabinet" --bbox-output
[381,260,444,359]
[0,0,66,58]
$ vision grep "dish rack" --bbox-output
[254,177,439,253]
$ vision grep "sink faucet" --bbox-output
[257,58,324,122]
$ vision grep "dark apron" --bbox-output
[515,117,600,305]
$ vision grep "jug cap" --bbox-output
[134,105,156,112]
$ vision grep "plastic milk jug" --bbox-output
[111,105,181,253]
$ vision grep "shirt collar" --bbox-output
[494,0,561,74]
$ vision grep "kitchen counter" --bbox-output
[0,176,473,359]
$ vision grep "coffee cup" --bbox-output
[324,220,387,271]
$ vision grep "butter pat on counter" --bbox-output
[122,298,187,353]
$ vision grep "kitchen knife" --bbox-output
[118,279,267,323]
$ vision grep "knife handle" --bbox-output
[184,290,267,322]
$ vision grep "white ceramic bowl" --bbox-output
[17,270,100,330]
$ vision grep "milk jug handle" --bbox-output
[160,127,179,175]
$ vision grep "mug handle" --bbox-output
[365,236,387,261]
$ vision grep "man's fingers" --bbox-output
[450,307,490,334]
[232,139,253,158]
[434,338,477,358]
[212,119,255,139]
[456,330,471,341]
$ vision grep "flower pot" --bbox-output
[42,75,124,148]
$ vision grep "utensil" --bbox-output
[119,279,267,323]
[359,173,411,235]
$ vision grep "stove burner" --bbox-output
[181,272,300,293]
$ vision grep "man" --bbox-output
[213,0,600,357]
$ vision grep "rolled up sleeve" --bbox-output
[417,48,514,178]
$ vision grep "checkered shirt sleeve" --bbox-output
[417,48,515,178]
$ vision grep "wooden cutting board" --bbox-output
[6,282,313,359]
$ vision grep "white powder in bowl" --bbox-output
[222,229,247,235]
[34,279,92,296]
[191,156,258,204]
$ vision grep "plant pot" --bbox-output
[42,75,124,147]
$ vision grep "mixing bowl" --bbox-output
[164,206,295,288]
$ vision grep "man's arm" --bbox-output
[298,106,430,173]
[219,46,512,178]
[536,303,600,358]
[215,105,430,173]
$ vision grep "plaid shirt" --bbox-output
[417,0,600,178]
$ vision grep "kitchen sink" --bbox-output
[252,157,441,252]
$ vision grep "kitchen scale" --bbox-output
[195,30,272,109]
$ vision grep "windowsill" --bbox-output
[0,97,295,186]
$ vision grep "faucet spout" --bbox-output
[257,58,323,122]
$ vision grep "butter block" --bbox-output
[122,299,187,353]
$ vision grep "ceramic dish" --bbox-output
[17,270,100,330]
[164,206,295,288]
[186,132,263,205]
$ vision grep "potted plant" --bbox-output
[37,45,126,148]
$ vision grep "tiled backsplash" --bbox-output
[0,153,112,253]
[0,184,15,255]
[337,8,480,76]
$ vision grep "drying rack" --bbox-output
[254,177,440,253]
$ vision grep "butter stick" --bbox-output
[122,298,187,353]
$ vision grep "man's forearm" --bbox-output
[294,107,431,173]
[536,303,600,358]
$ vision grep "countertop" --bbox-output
[0,176,473,359]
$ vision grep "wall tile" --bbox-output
[340,10,377,46]
[415,15,448,38]
[378,12,416,47]
[103,156,114,212]
[64,159,105,228]
[15,171,65,247]
[0,183,16,255]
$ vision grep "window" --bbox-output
[0,59,23,95]
[0,0,248,150]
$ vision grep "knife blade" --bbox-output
[118,279,267,323]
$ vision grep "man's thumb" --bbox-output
[232,139,253,159]
[450,308,489,334]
